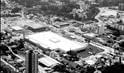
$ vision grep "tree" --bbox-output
[11,7,21,13]
[112,30,120,37]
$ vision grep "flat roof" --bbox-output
[26,31,87,52]
[11,26,23,31]
[83,33,97,38]
[26,23,43,29]
[16,19,47,29]
[38,56,60,67]
[101,10,117,16]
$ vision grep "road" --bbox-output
[75,7,117,65]
[0,58,19,72]
[95,8,103,23]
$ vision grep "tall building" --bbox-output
[97,23,105,35]
[25,50,38,73]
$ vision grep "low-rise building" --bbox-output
[25,31,88,53]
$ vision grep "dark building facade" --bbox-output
[119,3,124,11]
[25,50,38,73]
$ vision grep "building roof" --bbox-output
[101,10,117,17]
[38,56,60,67]
[26,31,87,52]
[83,33,97,38]
[16,19,47,29]
[26,23,43,29]
[121,18,124,23]
[11,26,23,31]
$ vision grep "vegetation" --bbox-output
[102,63,124,73]
[97,0,124,6]
[9,0,99,21]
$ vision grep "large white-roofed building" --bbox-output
[25,31,88,52]
[101,10,117,17]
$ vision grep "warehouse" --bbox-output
[25,31,88,52]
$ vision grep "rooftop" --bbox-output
[26,31,88,52]
[38,55,60,67]
[101,10,117,17]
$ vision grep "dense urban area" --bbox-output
[1,0,124,73]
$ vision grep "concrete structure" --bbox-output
[100,10,117,17]
[11,26,23,31]
[121,18,124,24]
[26,31,88,52]
[25,50,38,73]
[83,33,97,39]
[38,55,60,67]
[97,23,105,35]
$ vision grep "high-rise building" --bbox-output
[97,23,105,35]
[25,50,38,73]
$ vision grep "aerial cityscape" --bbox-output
[0,0,124,73]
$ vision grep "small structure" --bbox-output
[11,26,23,31]
[83,33,97,39]
[53,22,70,28]
[38,55,60,67]
[25,23,49,32]
[101,10,117,17]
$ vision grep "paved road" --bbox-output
[0,58,18,72]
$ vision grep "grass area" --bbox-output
[77,44,104,58]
